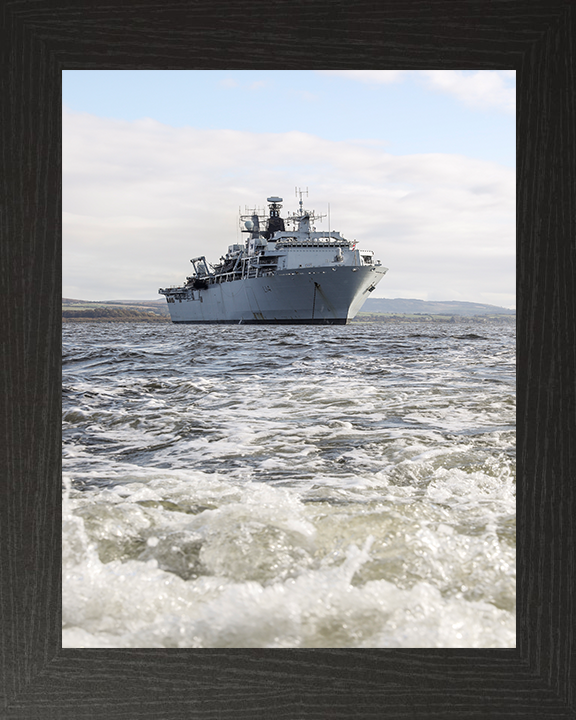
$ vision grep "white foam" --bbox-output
[63,321,516,648]
[63,464,515,648]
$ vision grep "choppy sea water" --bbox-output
[62,320,516,648]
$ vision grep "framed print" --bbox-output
[1,0,574,717]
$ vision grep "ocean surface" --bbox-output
[62,320,516,648]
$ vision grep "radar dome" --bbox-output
[267,196,283,203]
[244,220,254,230]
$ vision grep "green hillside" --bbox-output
[362,298,515,316]
[62,299,170,322]
[63,297,515,323]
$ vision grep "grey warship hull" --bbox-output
[165,265,387,324]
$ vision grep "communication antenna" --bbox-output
[295,186,308,213]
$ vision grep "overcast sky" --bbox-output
[63,70,515,307]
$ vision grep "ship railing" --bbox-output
[159,286,185,294]
[276,241,349,248]
[213,270,244,284]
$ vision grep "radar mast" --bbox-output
[295,186,308,214]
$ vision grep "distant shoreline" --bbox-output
[62,297,515,324]
[62,316,170,323]
[62,313,515,324]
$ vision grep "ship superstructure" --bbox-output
[159,191,388,324]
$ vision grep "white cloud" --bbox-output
[421,70,516,114]
[315,69,515,114]
[63,109,515,304]
[317,70,407,84]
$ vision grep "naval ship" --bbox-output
[159,192,388,324]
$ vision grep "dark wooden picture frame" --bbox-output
[2,1,575,717]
